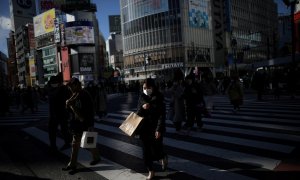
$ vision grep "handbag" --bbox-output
[80,131,98,148]
[119,112,143,136]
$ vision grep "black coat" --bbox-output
[136,91,166,137]
[48,84,71,120]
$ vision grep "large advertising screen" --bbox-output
[188,0,210,29]
[65,21,94,45]
[33,8,56,37]
[79,53,94,74]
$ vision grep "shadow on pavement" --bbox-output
[0,172,51,180]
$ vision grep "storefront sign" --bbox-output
[162,62,184,69]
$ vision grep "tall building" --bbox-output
[15,24,32,86]
[61,2,100,85]
[278,15,292,56]
[121,0,214,82]
[33,0,101,86]
[0,51,8,88]
[107,33,123,70]
[120,0,278,82]
[227,0,278,66]
[9,0,37,87]
[6,31,18,87]
[9,0,37,31]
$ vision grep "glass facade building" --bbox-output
[121,0,215,81]
[121,0,278,81]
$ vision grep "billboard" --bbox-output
[188,0,210,29]
[79,54,94,74]
[33,8,56,37]
[65,21,94,45]
[109,15,121,33]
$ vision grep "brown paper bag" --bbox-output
[119,112,143,136]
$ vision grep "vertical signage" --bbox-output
[54,18,60,43]
[61,47,71,81]
[60,23,65,46]
[212,0,226,67]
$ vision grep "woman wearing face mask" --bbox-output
[136,78,168,180]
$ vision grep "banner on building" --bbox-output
[29,56,36,77]
[188,0,210,29]
[33,8,56,37]
[61,47,71,81]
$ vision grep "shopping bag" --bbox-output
[80,131,98,148]
[119,112,143,136]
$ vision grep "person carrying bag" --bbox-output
[136,78,168,180]
[62,78,101,171]
[119,112,143,137]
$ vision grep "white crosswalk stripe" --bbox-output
[0,104,49,126]
[20,94,300,180]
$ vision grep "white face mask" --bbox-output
[143,88,153,96]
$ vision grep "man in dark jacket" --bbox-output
[183,74,206,131]
[48,74,71,152]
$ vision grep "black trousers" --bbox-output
[186,106,203,128]
[141,135,165,171]
[48,118,71,149]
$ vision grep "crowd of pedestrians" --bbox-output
[1,66,299,179]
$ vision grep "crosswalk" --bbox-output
[0,103,49,126]
[4,94,300,179]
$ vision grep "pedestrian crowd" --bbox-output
[1,66,299,180]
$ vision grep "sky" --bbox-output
[0,0,291,57]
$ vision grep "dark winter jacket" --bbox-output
[136,91,166,137]
[48,84,71,120]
